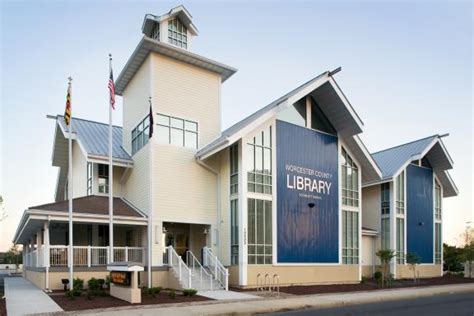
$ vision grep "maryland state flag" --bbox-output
[64,82,72,126]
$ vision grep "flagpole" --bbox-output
[108,54,114,263]
[67,76,74,289]
[148,96,153,288]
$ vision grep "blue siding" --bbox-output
[276,120,339,263]
[407,164,434,263]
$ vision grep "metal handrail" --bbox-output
[202,247,229,290]
[273,274,280,294]
[167,246,192,289]
[186,251,214,290]
[257,273,264,291]
[265,273,271,291]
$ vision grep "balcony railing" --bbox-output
[25,246,146,268]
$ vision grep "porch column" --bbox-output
[37,229,43,267]
[43,221,50,291]
[29,239,34,267]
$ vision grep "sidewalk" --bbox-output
[5,277,63,316]
[57,283,474,316]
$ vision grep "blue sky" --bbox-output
[0,0,472,251]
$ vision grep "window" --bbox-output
[342,210,359,264]
[230,199,239,265]
[435,223,442,264]
[230,144,238,195]
[381,218,390,250]
[247,199,272,264]
[341,148,359,207]
[151,22,160,40]
[87,162,93,195]
[396,171,405,214]
[98,164,109,194]
[168,18,187,49]
[131,115,150,155]
[381,182,390,215]
[435,181,442,220]
[247,126,272,194]
[156,114,198,149]
[396,218,405,264]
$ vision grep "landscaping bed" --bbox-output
[232,275,474,295]
[49,289,211,311]
[0,293,6,316]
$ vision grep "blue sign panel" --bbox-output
[407,164,434,264]
[276,120,339,263]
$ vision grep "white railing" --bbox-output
[46,246,145,267]
[167,246,192,289]
[113,247,145,263]
[186,250,213,290]
[203,246,229,290]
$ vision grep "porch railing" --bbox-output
[25,246,146,268]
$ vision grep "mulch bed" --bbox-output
[232,275,474,296]
[49,290,211,312]
[0,295,6,316]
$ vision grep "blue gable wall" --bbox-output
[407,164,434,264]
[276,120,339,263]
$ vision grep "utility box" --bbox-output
[107,262,144,304]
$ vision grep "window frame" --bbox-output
[131,115,150,155]
[230,199,239,265]
[396,218,405,264]
[342,210,359,264]
[230,143,239,196]
[341,147,359,207]
[155,113,198,149]
[247,126,272,195]
[167,18,188,49]
[247,198,272,265]
[86,162,93,195]
[396,171,405,215]
[435,180,442,221]
[98,164,109,194]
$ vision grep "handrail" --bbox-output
[257,273,264,291]
[265,273,271,291]
[186,251,213,290]
[167,246,192,289]
[273,274,280,294]
[202,246,229,290]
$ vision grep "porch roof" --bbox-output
[13,196,147,244]
[29,195,144,217]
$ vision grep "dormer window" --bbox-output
[151,22,160,40]
[168,18,187,49]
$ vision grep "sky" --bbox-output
[0,0,472,251]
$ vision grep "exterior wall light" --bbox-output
[308,203,315,208]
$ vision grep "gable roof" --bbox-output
[196,69,382,184]
[55,116,132,162]
[142,5,198,36]
[369,134,457,197]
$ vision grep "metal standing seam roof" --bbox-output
[57,116,132,162]
[371,135,438,180]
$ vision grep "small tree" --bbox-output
[443,243,464,272]
[0,196,7,222]
[406,252,420,283]
[460,226,474,278]
[376,249,396,287]
[4,244,22,270]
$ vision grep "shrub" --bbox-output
[168,289,176,299]
[360,276,369,284]
[105,276,111,289]
[183,289,197,297]
[87,278,100,291]
[73,278,84,292]
[152,287,162,295]
[374,271,382,282]
[65,290,75,300]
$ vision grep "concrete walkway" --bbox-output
[5,277,63,316]
[63,283,474,316]
[197,290,260,300]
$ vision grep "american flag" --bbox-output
[109,68,116,110]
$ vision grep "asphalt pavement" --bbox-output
[265,292,474,316]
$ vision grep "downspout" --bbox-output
[196,157,220,259]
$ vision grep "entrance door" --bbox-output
[165,232,189,261]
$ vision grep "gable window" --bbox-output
[156,114,198,149]
[342,210,359,264]
[341,148,359,207]
[98,164,109,194]
[435,181,442,220]
[131,115,150,155]
[247,126,272,194]
[381,182,390,215]
[87,162,93,195]
[168,18,187,49]
[230,143,239,195]
[396,171,405,214]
